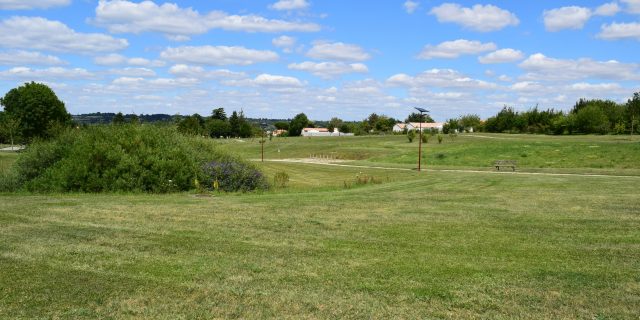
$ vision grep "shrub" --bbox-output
[437,133,444,144]
[201,161,268,192]
[9,125,268,193]
[273,171,290,188]
[407,130,415,143]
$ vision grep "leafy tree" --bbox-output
[628,92,640,134]
[0,82,71,140]
[177,115,204,135]
[405,112,435,123]
[459,114,481,132]
[0,114,21,146]
[575,104,608,134]
[327,117,343,132]
[289,113,309,136]
[129,114,140,124]
[206,118,231,138]
[274,121,289,130]
[339,123,351,134]
[112,112,125,124]
[229,111,240,137]
[211,107,227,121]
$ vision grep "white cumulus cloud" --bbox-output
[0,0,70,10]
[543,6,593,31]
[479,48,524,64]
[429,3,519,32]
[0,67,94,80]
[387,68,498,90]
[404,1,419,14]
[94,54,165,67]
[288,61,368,79]
[306,42,371,61]
[418,39,496,59]
[519,53,640,81]
[0,16,128,54]
[621,0,640,13]
[160,46,279,66]
[93,0,320,40]
[597,22,640,40]
[270,0,309,11]
[0,50,65,66]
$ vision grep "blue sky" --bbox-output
[0,0,639,121]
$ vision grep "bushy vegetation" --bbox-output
[3,124,267,193]
[482,93,640,135]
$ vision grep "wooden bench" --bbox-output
[494,160,516,171]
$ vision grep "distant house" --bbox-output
[272,129,287,136]
[301,127,353,137]
[393,122,444,133]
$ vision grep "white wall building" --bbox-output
[392,122,444,133]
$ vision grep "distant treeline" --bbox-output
[476,93,640,135]
[73,112,174,124]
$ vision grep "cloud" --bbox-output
[0,16,128,54]
[594,2,620,16]
[621,0,640,14]
[429,3,519,32]
[0,50,65,66]
[272,35,296,53]
[168,64,246,80]
[597,22,640,40]
[270,0,309,11]
[0,0,70,10]
[418,39,496,59]
[288,61,368,79]
[160,46,279,66]
[94,0,320,40]
[94,54,165,67]
[478,48,524,64]
[0,67,94,80]
[518,53,640,81]
[404,1,419,14]
[108,67,156,77]
[223,74,305,91]
[306,41,371,61]
[387,68,498,90]
[543,6,592,31]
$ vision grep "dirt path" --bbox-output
[258,158,640,179]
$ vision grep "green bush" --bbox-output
[8,125,267,193]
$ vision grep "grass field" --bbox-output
[1,134,640,318]
[218,133,640,175]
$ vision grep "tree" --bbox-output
[289,113,310,137]
[211,107,227,121]
[274,121,289,130]
[628,92,640,135]
[206,118,231,138]
[112,112,125,124]
[0,82,71,140]
[575,104,608,134]
[405,112,435,123]
[327,117,343,132]
[0,114,20,147]
[229,111,240,137]
[459,114,481,132]
[177,115,204,135]
[129,114,140,124]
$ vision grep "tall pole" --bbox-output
[418,120,422,171]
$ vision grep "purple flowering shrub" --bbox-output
[201,160,269,192]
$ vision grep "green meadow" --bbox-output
[1,134,640,318]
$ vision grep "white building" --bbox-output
[301,127,353,137]
[392,122,444,133]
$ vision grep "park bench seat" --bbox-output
[494,160,517,171]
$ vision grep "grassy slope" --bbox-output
[2,134,640,318]
[1,167,640,318]
[0,152,18,173]
[217,134,640,174]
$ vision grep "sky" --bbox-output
[0,0,639,121]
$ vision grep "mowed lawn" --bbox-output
[218,133,640,175]
[2,161,640,318]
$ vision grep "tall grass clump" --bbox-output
[7,125,268,193]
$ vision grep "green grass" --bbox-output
[1,168,640,318]
[2,134,640,318]
[218,134,640,174]
[0,151,18,173]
